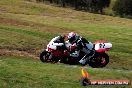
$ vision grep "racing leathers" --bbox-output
[68,36,95,65]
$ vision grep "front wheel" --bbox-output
[89,53,109,68]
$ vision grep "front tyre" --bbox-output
[89,53,109,68]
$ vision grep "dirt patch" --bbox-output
[0,49,39,59]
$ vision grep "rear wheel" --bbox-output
[40,50,50,63]
[40,50,60,63]
[89,53,109,68]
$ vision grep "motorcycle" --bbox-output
[40,40,112,68]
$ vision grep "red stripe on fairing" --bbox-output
[96,48,110,52]
[48,47,67,58]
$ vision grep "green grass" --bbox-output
[0,56,131,88]
[0,0,132,87]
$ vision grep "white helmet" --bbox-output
[67,32,78,43]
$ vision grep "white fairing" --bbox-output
[95,43,112,50]
[48,45,57,50]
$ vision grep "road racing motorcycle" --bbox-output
[40,40,112,68]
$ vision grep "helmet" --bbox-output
[67,32,78,43]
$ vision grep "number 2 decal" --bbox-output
[99,43,105,48]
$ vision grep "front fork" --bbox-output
[79,50,95,65]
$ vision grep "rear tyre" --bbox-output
[40,50,50,63]
[40,50,60,63]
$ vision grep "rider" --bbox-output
[67,32,95,65]
[66,32,80,57]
